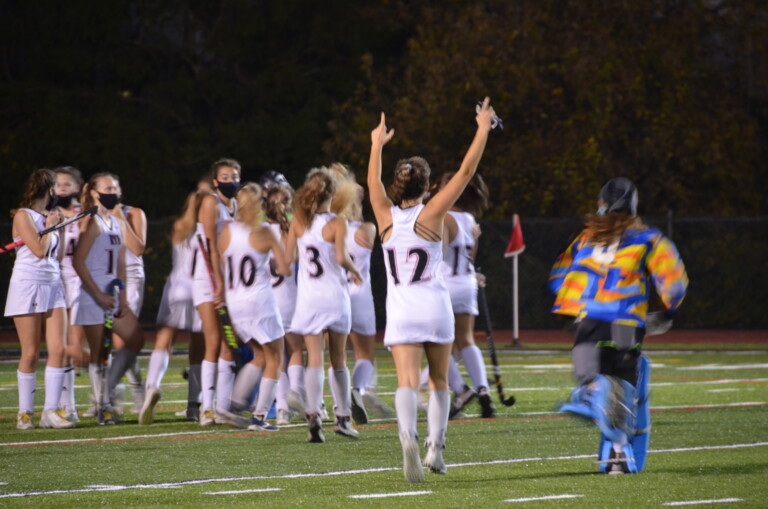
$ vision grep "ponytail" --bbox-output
[294,169,335,227]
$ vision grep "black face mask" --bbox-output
[216,181,238,199]
[56,193,78,209]
[45,193,60,211]
[98,192,120,210]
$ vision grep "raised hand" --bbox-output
[476,97,496,132]
[371,112,395,146]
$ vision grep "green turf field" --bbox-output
[1,348,767,508]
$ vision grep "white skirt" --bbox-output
[350,291,376,336]
[156,277,202,332]
[4,280,66,317]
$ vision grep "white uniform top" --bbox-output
[346,220,376,336]
[193,195,236,280]
[223,221,284,344]
[291,212,351,335]
[60,205,81,282]
[121,205,145,279]
[156,235,201,332]
[264,221,297,331]
[382,205,454,345]
[84,214,123,284]
[9,209,61,284]
[441,211,479,316]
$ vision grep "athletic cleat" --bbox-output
[215,410,249,429]
[334,416,360,439]
[111,384,126,416]
[138,386,161,425]
[82,405,98,418]
[350,388,368,425]
[423,442,447,474]
[287,390,307,418]
[276,409,293,426]
[400,434,425,483]
[57,408,80,424]
[40,409,75,429]
[248,416,279,431]
[98,407,117,425]
[130,382,145,414]
[319,402,331,422]
[477,387,497,418]
[363,391,395,419]
[200,409,216,426]
[449,384,477,419]
[17,412,35,430]
[307,415,325,443]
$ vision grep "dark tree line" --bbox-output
[1,0,766,219]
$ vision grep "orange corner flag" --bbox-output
[504,214,525,258]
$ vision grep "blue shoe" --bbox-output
[248,416,278,431]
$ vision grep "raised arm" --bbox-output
[423,97,495,220]
[367,113,395,228]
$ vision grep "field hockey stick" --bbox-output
[195,233,242,368]
[99,278,124,410]
[0,206,97,254]
[477,280,516,407]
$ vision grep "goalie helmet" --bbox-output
[259,170,291,190]
[598,177,638,215]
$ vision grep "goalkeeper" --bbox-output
[548,177,688,474]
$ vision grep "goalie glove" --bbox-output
[645,311,673,336]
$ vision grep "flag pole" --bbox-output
[504,214,525,347]
[513,253,521,346]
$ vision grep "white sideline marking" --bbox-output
[653,402,765,410]
[0,442,766,499]
[204,488,282,495]
[520,364,572,369]
[678,364,768,371]
[349,490,432,499]
[504,494,583,503]
[707,389,740,393]
[663,498,743,506]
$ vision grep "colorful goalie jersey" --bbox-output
[549,226,688,327]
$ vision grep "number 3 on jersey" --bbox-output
[385,247,430,285]
[304,246,324,278]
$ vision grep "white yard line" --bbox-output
[204,488,282,495]
[663,498,744,506]
[349,490,432,499]
[677,364,768,370]
[0,442,765,499]
[504,494,583,503]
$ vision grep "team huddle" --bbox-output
[5,97,689,480]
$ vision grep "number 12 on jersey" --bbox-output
[385,247,430,285]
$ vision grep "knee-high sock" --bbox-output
[461,345,488,391]
[254,378,278,417]
[352,359,374,394]
[427,389,450,447]
[17,370,36,414]
[287,364,305,396]
[145,350,170,389]
[395,387,418,441]
[43,366,66,412]
[332,368,352,417]
[107,348,137,396]
[369,362,379,391]
[304,367,324,416]
[201,360,217,411]
[89,363,107,407]
[215,358,236,413]
[328,367,340,408]
[276,371,290,411]
[231,363,263,411]
[59,365,77,412]
[125,357,142,386]
[448,356,466,393]
[188,364,201,405]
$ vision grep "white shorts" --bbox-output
[192,276,214,308]
[156,278,202,332]
[446,279,478,316]
[125,275,145,318]
[350,291,376,336]
[4,280,66,317]
[230,311,284,346]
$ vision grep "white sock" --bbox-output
[287,364,305,395]
[125,357,142,386]
[17,370,36,414]
[43,366,66,412]
[88,363,107,406]
[461,345,488,391]
[201,360,217,411]
[448,356,466,393]
[368,362,378,391]
[395,387,418,441]
[146,350,170,389]
[352,359,374,394]
[188,364,201,404]
[305,367,324,416]
[327,366,339,407]
[427,389,450,447]
[59,366,77,412]
[254,378,278,417]
[215,359,236,413]
[332,368,351,417]
[231,363,263,411]
[276,371,290,411]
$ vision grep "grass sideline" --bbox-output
[0,349,767,507]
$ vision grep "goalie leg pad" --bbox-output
[631,355,651,471]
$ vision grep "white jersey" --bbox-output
[291,212,351,335]
[223,221,284,344]
[156,235,201,332]
[346,220,376,336]
[60,205,81,282]
[441,211,479,316]
[121,205,145,279]
[8,209,61,284]
[192,195,236,306]
[264,221,297,331]
[382,205,454,345]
